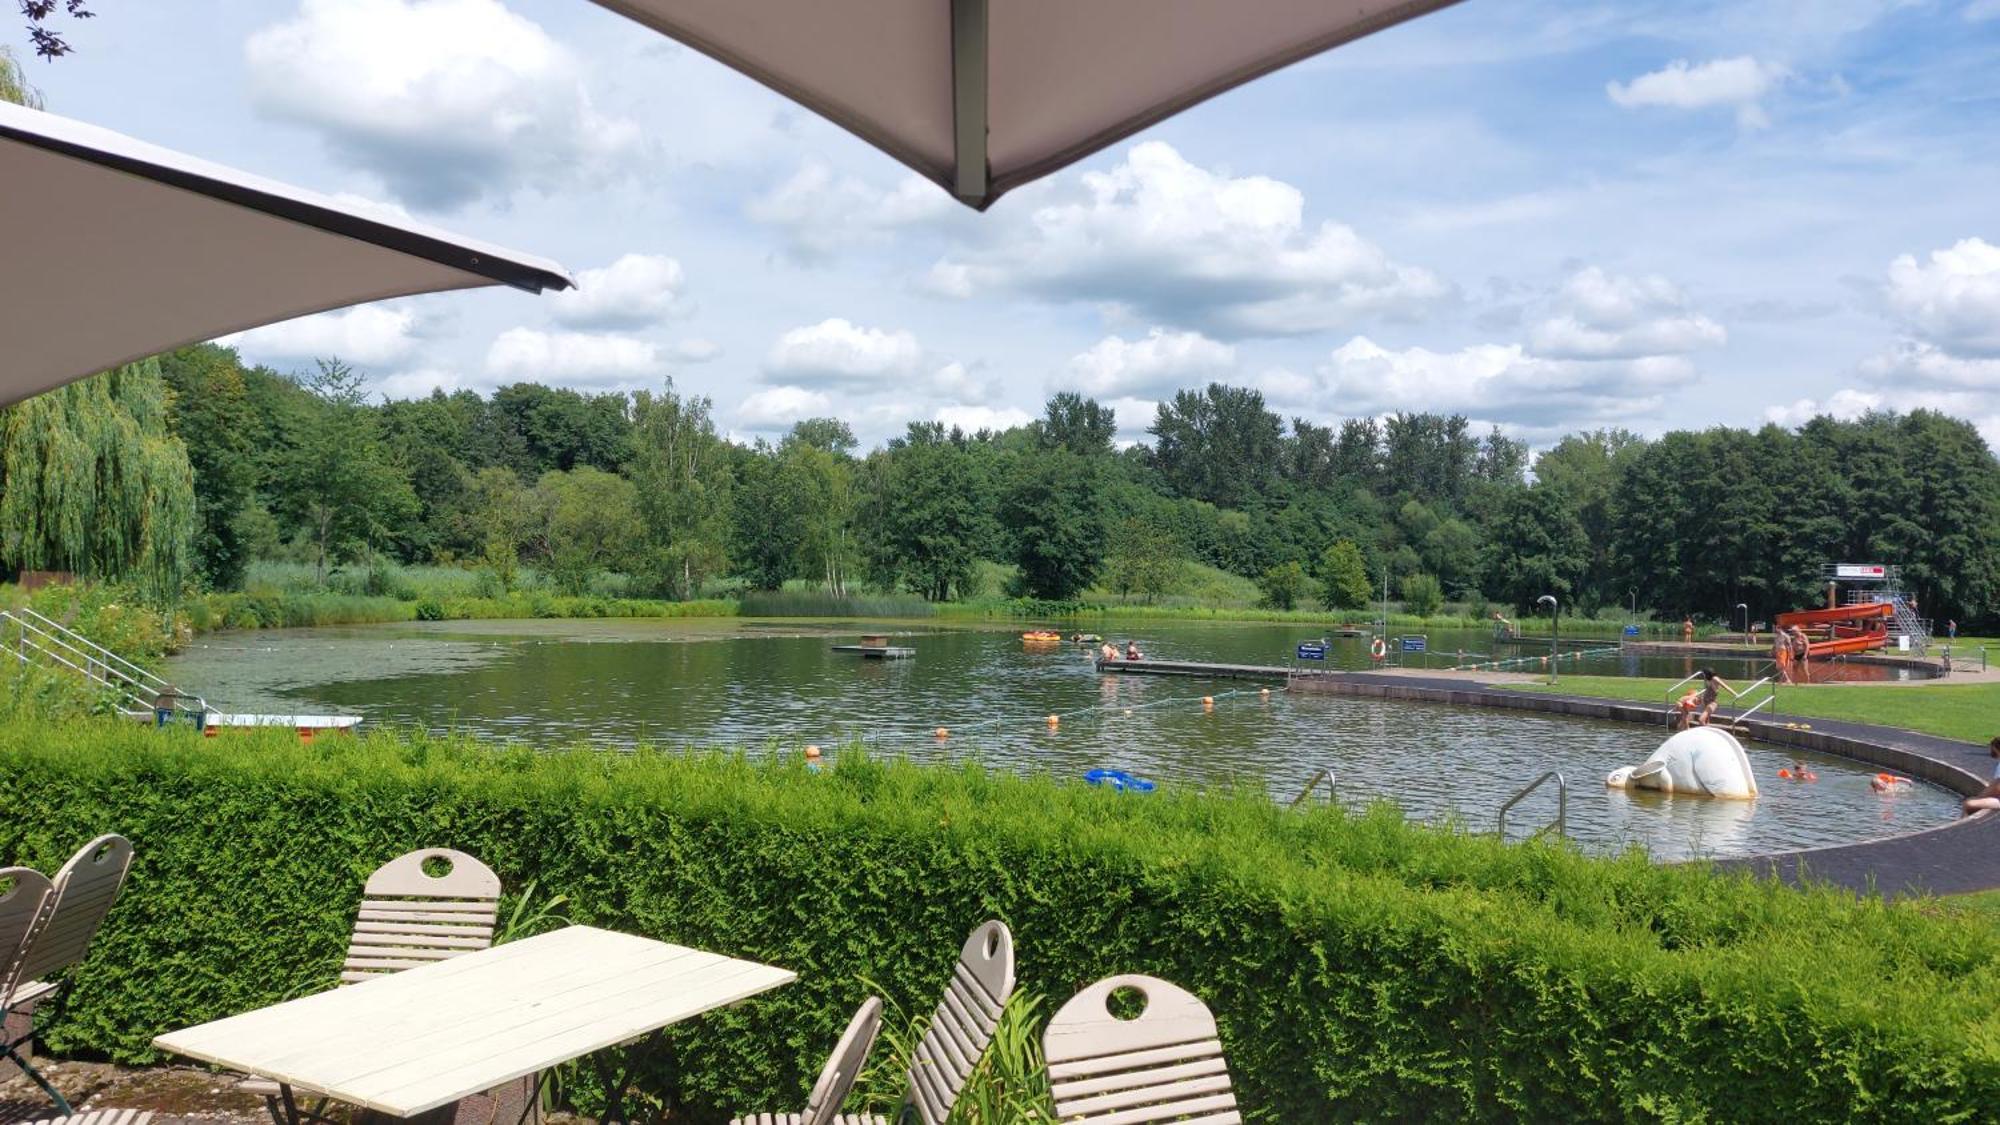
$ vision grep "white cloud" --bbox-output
[1309,337,1691,432]
[1062,329,1237,398]
[1861,341,2000,389]
[549,254,687,329]
[931,142,1449,337]
[484,328,661,383]
[1528,268,1726,359]
[671,339,723,363]
[747,162,956,261]
[1607,56,1791,128]
[935,405,1032,434]
[245,0,638,208]
[737,386,834,430]
[222,306,419,366]
[763,318,924,385]
[1763,389,1885,428]
[1883,237,2000,356]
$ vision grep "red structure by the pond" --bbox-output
[1774,602,1892,657]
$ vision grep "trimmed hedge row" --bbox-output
[1,719,1995,1122]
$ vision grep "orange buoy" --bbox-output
[1778,768,1792,779]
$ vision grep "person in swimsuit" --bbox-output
[1962,737,2000,817]
[1693,669,1729,726]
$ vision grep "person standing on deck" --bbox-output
[1682,617,1695,644]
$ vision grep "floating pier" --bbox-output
[1096,657,1292,682]
[834,634,914,659]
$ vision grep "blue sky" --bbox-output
[14,0,2000,451]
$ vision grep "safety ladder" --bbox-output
[1,606,208,719]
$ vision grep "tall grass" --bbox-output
[858,989,1054,1122]
[739,590,935,618]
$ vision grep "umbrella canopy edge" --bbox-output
[983,0,1468,208]
[0,105,574,295]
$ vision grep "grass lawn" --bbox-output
[1508,674,2000,745]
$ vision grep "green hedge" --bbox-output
[1,720,1995,1123]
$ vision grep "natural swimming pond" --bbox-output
[166,618,1957,861]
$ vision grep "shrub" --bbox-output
[1,719,1995,1122]
[1256,561,1310,611]
[1400,573,1445,618]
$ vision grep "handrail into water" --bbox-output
[2,607,209,716]
[1497,770,1567,841]
[1288,766,1337,807]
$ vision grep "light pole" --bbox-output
[1537,594,1559,684]
[1735,602,1748,642]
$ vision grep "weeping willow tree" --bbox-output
[0,359,196,594]
[1,45,41,108]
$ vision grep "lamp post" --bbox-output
[1537,594,1559,685]
[1736,602,1748,643]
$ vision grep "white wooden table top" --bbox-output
[153,926,795,1118]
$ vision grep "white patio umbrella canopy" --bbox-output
[0,101,572,408]
[589,0,1462,209]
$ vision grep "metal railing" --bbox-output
[1497,770,1567,841]
[1288,766,1338,808]
[2,607,207,718]
[1663,669,1775,727]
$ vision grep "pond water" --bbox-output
[166,618,1957,862]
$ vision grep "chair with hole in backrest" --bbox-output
[240,848,503,1123]
[4,836,135,1117]
[1043,974,1241,1124]
[0,866,59,1109]
[731,996,887,1125]
[900,920,1015,1125]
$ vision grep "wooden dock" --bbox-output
[832,644,915,659]
[1095,657,1292,682]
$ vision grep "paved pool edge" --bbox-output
[1288,672,1998,898]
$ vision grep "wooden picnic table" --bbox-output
[153,926,794,1123]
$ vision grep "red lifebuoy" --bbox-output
[1370,637,1387,661]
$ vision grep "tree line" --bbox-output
[3,343,1997,626]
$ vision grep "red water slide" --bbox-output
[1773,602,1892,656]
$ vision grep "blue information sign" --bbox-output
[1296,642,1327,660]
[1400,636,1427,652]
[1623,624,1641,637]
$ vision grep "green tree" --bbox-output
[467,467,533,593]
[1147,384,1284,508]
[875,425,985,601]
[1034,392,1116,457]
[1001,448,1106,600]
[1315,539,1372,609]
[786,417,858,457]
[1257,561,1310,610]
[629,380,732,599]
[0,359,194,592]
[533,467,640,595]
[730,442,807,591]
[1,45,41,107]
[782,436,857,594]
[1485,484,1590,610]
[270,359,417,584]
[1400,572,1444,617]
[1105,518,1188,604]
[157,345,257,588]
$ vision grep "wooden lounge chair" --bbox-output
[900,920,1015,1125]
[17,1110,153,1125]
[731,996,886,1125]
[1043,975,1241,1124]
[0,866,58,1107]
[240,848,503,1122]
[3,836,135,1117]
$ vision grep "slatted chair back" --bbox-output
[800,997,884,1125]
[343,848,501,984]
[903,920,1014,1125]
[0,867,55,1006]
[1043,974,1240,1124]
[14,835,132,985]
